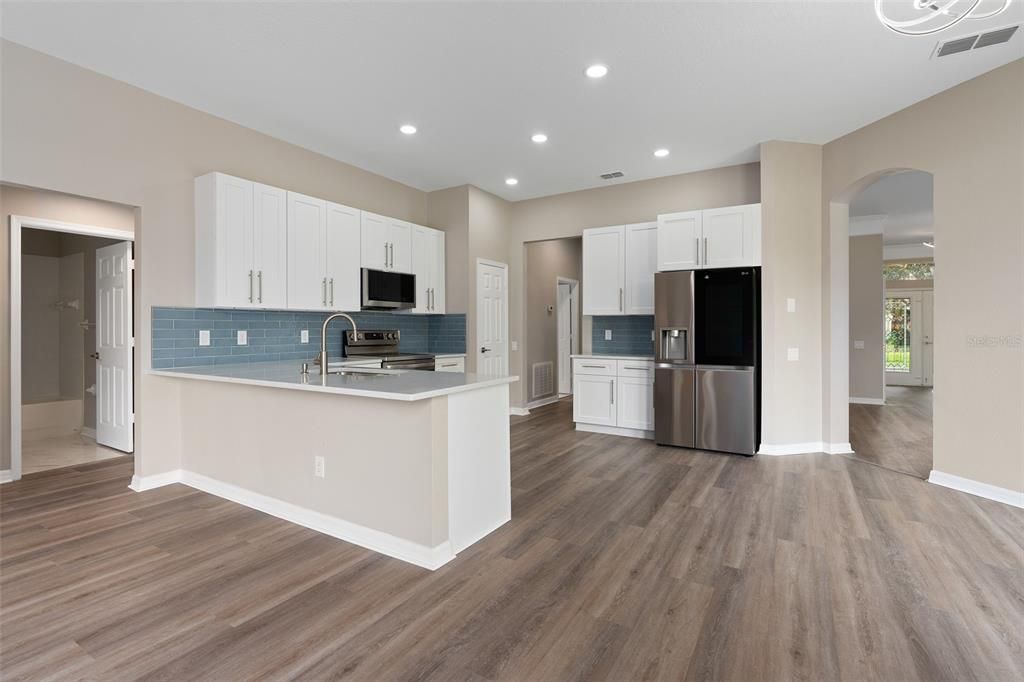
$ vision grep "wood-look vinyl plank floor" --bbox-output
[850,385,933,478]
[2,397,1022,681]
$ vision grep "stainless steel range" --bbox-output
[343,330,436,370]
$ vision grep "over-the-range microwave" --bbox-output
[361,268,416,310]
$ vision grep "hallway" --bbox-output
[850,386,933,479]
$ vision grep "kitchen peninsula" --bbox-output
[144,361,517,569]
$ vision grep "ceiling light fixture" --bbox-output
[875,0,1013,36]
[654,148,670,158]
[505,177,519,186]
[531,133,548,143]
[399,124,417,135]
[923,240,935,248]
[585,63,608,78]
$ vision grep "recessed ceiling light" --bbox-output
[585,64,608,79]
[531,133,548,144]
[654,148,670,158]
[399,124,417,135]
[505,177,519,186]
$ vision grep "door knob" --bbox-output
[90,352,100,360]
[481,346,492,353]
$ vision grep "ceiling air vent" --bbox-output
[600,171,624,180]
[934,24,1018,57]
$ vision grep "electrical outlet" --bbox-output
[314,456,325,478]
[787,347,799,361]
[301,329,309,343]
[511,341,518,351]
[198,330,211,346]
[237,330,248,346]
[787,298,797,313]
[605,330,612,340]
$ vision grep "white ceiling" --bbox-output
[2,1,1022,201]
[850,170,934,245]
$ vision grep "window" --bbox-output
[884,262,934,281]
[885,297,912,372]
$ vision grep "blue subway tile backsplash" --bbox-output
[591,315,655,356]
[151,307,466,369]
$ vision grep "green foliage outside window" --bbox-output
[883,262,934,281]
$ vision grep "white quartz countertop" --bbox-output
[571,354,655,362]
[149,360,517,401]
[434,353,466,358]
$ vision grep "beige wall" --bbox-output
[525,238,581,401]
[466,186,512,373]
[1,40,431,477]
[849,235,884,402]
[1,183,137,468]
[506,163,761,407]
[760,141,823,449]
[823,58,1024,492]
[426,185,470,315]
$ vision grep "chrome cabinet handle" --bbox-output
[695,237,700,265]
[704,236,709,264]
[257,270,263,303]
[624,366,650,371]
[330,278,335,307]
[619,288,623,311]
[610,380,615,404]
[389,242,394,269]
[322,277,327,306]
[249,270,254,303]
[384,243,389,269]
[581,364,606,369]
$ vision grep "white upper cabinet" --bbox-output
[657,204,761,271]
[411,224,445,314]
[582,225,626,315]
[656,210,702,271]
[702,203,761,268]
[624,222,657,315]
[287,192,328,310]
[325,201,361,311]
[361,212,412,273]
[196,172,286,309]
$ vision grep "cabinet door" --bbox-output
[287,192,328,310]
[325,201,361,311]
[411,225,433,313]
[703,204,759,268]
[657,211,702,271]
[252,183,287,309]
[389,218,413,273]
[216,174,255,307]
[616,376,654,430]
[573,374,617,426]
[360,211,389,270]
[624,222,657,315]
[582,226,626,315]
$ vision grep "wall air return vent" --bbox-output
[934,24,1018,57]
[531,361,553,399]
[600,171,625,180]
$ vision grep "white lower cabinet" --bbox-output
[435,356,465,372]
[573,357,654,437]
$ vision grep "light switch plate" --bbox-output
[198,330,210,346]
[237,330,248,346]
[301,329,309,343]
[854,340,865,350]
[787,298,796,313]
[605,330,613,340]
[511,341,518,351]
[787,347,799,361]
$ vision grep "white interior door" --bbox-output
[96,242,134,452]
[477,260,508,376]
[557,281,573,394]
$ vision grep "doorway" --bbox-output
[556,277,578,396]
[476,258,509,376]
[9,216,135,480]
[884,289,934,387]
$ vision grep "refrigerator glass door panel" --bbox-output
[696,367,756,455]
[695,268,757,367]
[654,270,694,363]
[654,366,695,447]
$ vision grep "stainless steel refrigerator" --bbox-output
[654,268,760,456]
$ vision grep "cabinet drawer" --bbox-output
[574,358,617,376]
[436,357,465,372]
[616,360,653,378]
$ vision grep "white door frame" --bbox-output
[556,277,579,395]
[7,215,135,482]
[475,258,509,376]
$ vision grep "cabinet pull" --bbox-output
[619,288,623,311]
[624,366,649,371]
[330,278,335,307]
[695,237,700,265]
[257,270,263,303]
[704,236,709,264]
[441,362,457,368]
[249,270,254,303]
[384,243,389,269]
[322,277,327,306]
[389,242,394,269]
[581,364,606,369]
[610,380,615,404]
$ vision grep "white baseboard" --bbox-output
[526,396,560,410]
[509,406,530,416]
[825,442,854,454]
[928,470,1024,509]
[0,469,14,484]
[849,397,885,405]
[128,468,455,569]
[575,423,653,440]
[80,427,96,439]
[757,441,826,456]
